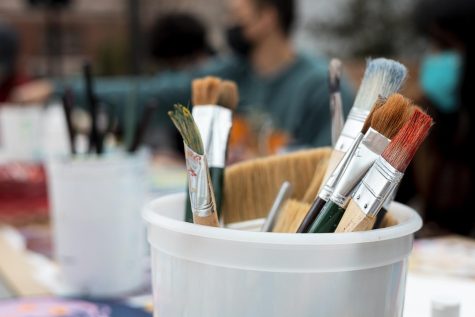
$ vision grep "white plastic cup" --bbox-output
[47,152,149,297]
[143,193,422,317]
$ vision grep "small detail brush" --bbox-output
[61,87,76,155]
[329,58,345,147]
[318,58,408,190]
[261,181,292,232]
[83,62,101,154]
[307,94,414,233]
[169,104,219,227]
[335,108,433,232]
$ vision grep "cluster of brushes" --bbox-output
[168,77,238,226]
[61,62,156,156]
[294,57,433,233]
[169,58,433,234]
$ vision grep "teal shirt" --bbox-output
[58,53,354,147]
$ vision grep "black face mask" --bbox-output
[226,25,253,57]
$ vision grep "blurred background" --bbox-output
[1,0,474,315]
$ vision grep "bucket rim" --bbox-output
[142,193,422,246]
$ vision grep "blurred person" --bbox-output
[149,13,214,71]
[0,23,30,103]
[398,0,475,236]
[52,0,353,150]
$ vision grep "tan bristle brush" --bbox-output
[272,199,312,233]
[304,94,415,234]
[222,148,331,224]
[336,108,433,232]
[185,77,238,223]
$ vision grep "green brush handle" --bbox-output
[297,197,327,233]
[209,166,224,220]
[372,207,388,229]
[308,201,346,233]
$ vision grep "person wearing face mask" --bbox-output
[47,0,353,150]
[397,0,475,237]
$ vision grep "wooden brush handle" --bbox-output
[193,212,220,227]
[335,200,376,232]
[318,150,345,193]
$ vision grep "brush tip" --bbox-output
[371,93,414,139]
[218,80,239,111]
[382,108,433,172]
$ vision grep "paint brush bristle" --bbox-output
[192,79,204,106]
[168,104,204,154]
[217,80,239,111]
[361,96,386,134]
[353,58,408,112]
[382,108,433,172]
[204,76,222,105]
[371,93,414,139]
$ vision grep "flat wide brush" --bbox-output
[307,94,414,233]
[336,108,433,232]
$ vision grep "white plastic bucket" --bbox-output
[47,152,149,297]
[143,193,422,317]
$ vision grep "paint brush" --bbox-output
[189,77,238,222]
[329,58,345,147]
[319,58,408,190]
[307,94,414,233]
[335,108,433,232]
[61,87,76,155]
[83,62,102,155]
[296,98,385,233]
[261,181,292,232]
[168,104,219,227]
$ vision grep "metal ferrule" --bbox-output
[334,107,370,153]
[330,128,390,207]
[192,105,232,168]
[319,133,364,201]
[352,157,404,217]
[184,144,216,217]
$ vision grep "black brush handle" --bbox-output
[61,88,76,155]
[128,100,158,153]
[83,62,101,154]
[296,196,327,233]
